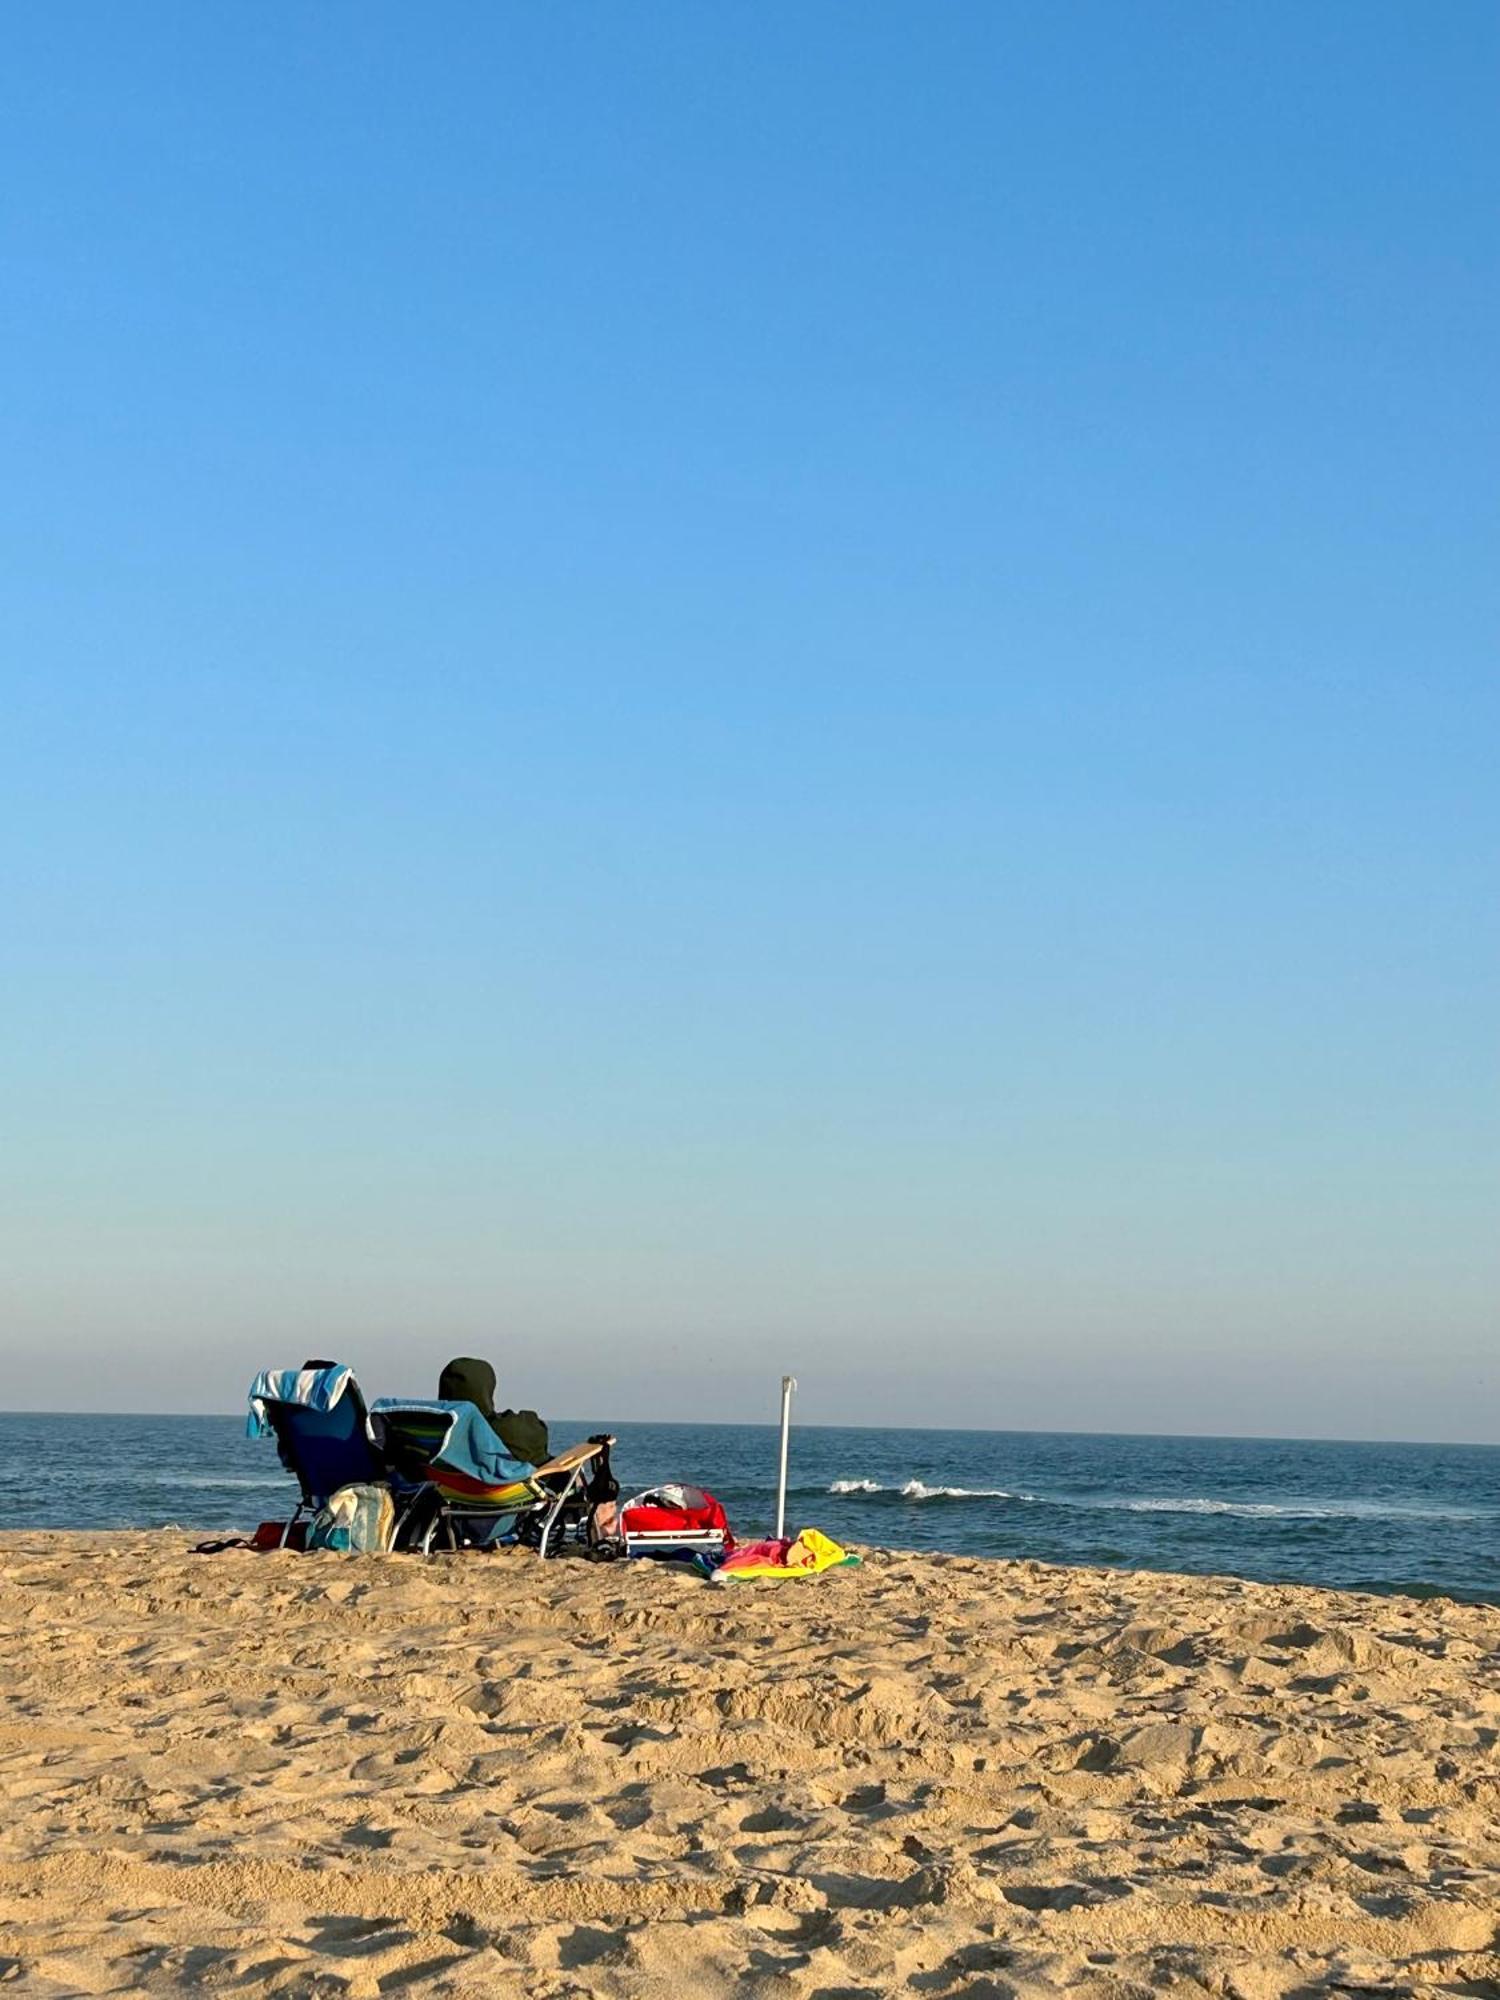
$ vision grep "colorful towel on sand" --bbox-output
[711,1527,859,1582]
[245,1365,353,1438]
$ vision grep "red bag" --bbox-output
[251,1519,308,1551]
[618,1484,733,1560]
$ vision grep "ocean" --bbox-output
[3,1412,1497,1604]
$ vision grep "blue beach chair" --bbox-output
[247,1362,383,1546]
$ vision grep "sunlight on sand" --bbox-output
[1,1533,1497,1995]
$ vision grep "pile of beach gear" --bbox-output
[594,1484,858,1580]
[237,1363,857,1580]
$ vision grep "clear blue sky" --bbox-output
[2,6,1495,1438]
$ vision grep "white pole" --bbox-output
[775,1374,797,1541]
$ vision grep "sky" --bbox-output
[1,5,1496,1440]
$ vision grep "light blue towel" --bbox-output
[368,1397,537,1488]
[246,1364,353,1438]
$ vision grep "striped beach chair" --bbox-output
[370,1399,616,1557]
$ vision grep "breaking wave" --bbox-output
[828,1479,1019,1502]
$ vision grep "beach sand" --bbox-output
[1,1533,1496,1997]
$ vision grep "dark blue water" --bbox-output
[3,1413,1497,1604]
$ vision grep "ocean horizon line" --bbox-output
[3,1408,1497,1453]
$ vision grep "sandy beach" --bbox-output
[1,1534,1497,1998]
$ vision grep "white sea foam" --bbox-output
[1116,1495,1487,1522]
[7,1466,288,1490]
[826,1478,1016,1501]
[899,1479,1015,1501]
[145,1475,289,1490]
[825,1479,1488,1522]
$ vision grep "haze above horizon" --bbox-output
[2,6,1495,1442]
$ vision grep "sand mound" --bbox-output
[1,1534,1497,1996]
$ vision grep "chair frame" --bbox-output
[386,1428,617,1559]
[510,1437,619,1559]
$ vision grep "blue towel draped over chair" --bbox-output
[245,1363,381,1544]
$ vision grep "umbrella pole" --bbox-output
[775,1374,797,1541]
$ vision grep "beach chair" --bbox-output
[516,1437,620,1557]
[369,1399,616,1557]
[246,1363,384,1546]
